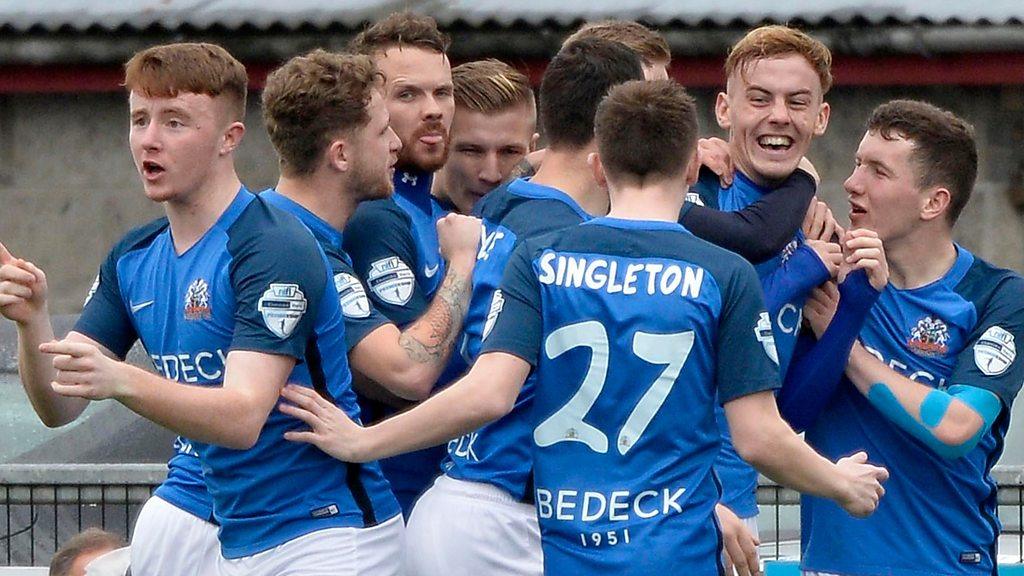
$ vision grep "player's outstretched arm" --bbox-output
[0,243,91,426]
[725,390,889,518]
[41,342,293,449]
[349,214,480,400]
[281,351,530,463]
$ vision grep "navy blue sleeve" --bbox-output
[479,241,543,366]
[227,218,327,360]
[342,201,429,327]
[328,253,390,352]
[73,222,167,358]
[681,169,816,264]
[716,260,780,403]
[777,270,880,431]
[948,275,1024,408]
[760,243,830,314]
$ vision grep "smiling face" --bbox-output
[441,103,536,213]
[128,91,237,204]
[373,46,454,173]
[844,130,927,243]
[715,54,830,185]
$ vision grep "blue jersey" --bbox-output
[445,178,591,499]
[75,189,399,558]
[260,190,389,351]
[343,168,452,514]
[482,217,780,575]
[802,247,1024,576]
[691,170,824,518]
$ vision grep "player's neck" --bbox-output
[164,167,242,255]
[275,173,355,233]
[531,148,609,216]
[885,228,957,290]
[606,182,685,223]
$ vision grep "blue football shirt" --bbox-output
[75,189,399,558]
[482,217,780,574]
[802,246,1024,576]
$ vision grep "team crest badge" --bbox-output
[974,325,1016,376]
[257,283,308,339]
[367,257,415,306]
[334,273,371,319]
[907,316,950,357]
[184,278,212,321]
[755,312,779,365]
[482,290,505,340]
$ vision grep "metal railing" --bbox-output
[1,464,1023,567]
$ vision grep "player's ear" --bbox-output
[220,122,245,156]
[714,91,731,130]
[684,148,700,186]
[327,139,350,173]
[588,152,608,190]
[814,101,831,137]
[530,132,540,152]
[921,186,952,223]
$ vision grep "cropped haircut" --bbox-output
[726,25,833,94]
[596,80,699,184]
[261,50,381,177]
[124,42,248,121]
[453,59,534,113]
[867,99,978,224]
[49,528,125,576]
[539,38,645,150]
[349,11,450,56]
[564,20,672,66]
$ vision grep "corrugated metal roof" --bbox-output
[1,0,1022,33]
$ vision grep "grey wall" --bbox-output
[1,85,1023,313]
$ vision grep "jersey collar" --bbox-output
[393,167,435,212]
[507,178,592,221]
[259,189,344,250]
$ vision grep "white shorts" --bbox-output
[216,514,404,576]
[130,495,219,576]
[405,475,542,576]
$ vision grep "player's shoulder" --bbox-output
[956,250,1024,315]
[106,216,169,262]
[227,194,321,262]
[348,197,411,230]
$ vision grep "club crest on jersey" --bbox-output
[184,278,212,321]
[974,325,1016,376]
[907,316,950,357]
[257,283,308,339]
[334,273,371,319]
[482,290,505,340]
[367,256,415,306]
[83,274,100,307]
[755,312,779,364]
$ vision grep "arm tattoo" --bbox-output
[398,264,471,364]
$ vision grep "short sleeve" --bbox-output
[74,242,140,359]
[342,201,430,326]
[228,225,327,359]
[479,242,543,365]
[948,276,1024,408]
[328,251,390,351]
[716,261,781,403]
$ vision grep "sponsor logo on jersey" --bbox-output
[367,256,415,306]
[400,172,418,187]
[152,349,227,383]
[184,278,212,321]
[536,486,687,523]
[482,290,505,340]
[424,263,440,278]
[130,300,155,314]
[333,273,371,319]
[310,504,340,518]
[756,311,779,364]
[974,325,1016,376]
[907,316,950,357]
[84,275,100,307]
[257,283,308,339]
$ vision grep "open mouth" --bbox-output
[850,202,867,218]
[142,160,166,179]
[757,135,794,152]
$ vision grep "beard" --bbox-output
[397,121,450,173]
[349,160,393,202]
